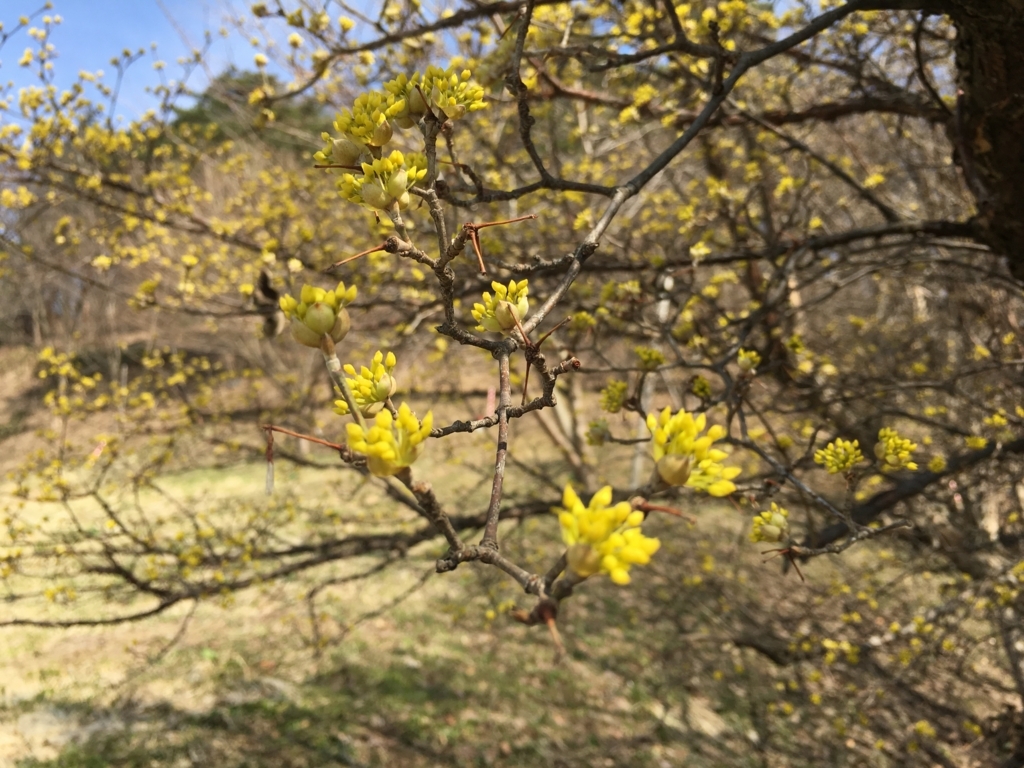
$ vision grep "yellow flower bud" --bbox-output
[386,168,408,198]
[656,454,692,486]
[750,503,790,544]
[567,543,603,578]
[369,118,392,147]
[290,317,323,348]
[330,307,351,342]
[360,181,388,210]
[331,137,366,166]
[494,300,521,331]
[302,302,336,335]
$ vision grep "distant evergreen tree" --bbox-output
[171,68,326,153]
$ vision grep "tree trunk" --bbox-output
[867,0,1024,276]
[946,0,1024,277]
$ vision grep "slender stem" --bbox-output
[481,353,512,548]
[474,213,539,230]
[388,204,411,242]
[325,242,388,272]
[261,424,344,452]
[321,342,366,432]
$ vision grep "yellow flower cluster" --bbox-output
[330,90,401,150]
[336,150,428,212]
[874,427,917,471]
[814,438,864,474]
[555,485,660,585]
[381,72,429,128]
[278,281,358,348]
[750,503,789,543]
[315,64,486,177]
[333,351,398,417]
[471,279,529,334]
[599,380,628,413]
[737,348,760,374]
[646,407,740,496]
[690,375,712,399]
[422,64,487,119]
[586,419,610,446]
[346,402,433,477]
[634,345,666,371]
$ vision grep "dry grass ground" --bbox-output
[0,464,749,768]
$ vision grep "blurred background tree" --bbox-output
[1,1,1023,766]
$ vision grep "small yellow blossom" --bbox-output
[690,376,712,399]
[382,71,429,129]
[346,402,432,477]
[333,351,398,417]
[314,132,371,170]
[330,90,401,149]
[586,419,610,446]
[737,348,760,375]
[963,720,982,737]
[599,380,628,413]
[927,455,947,473]
[984,412,1008,427]
[91,255,113,271]
[634,346,665,371]
[336,150,427,211]
[965,435,987,450]
[814,438,864,474]
[751,503,789,544]
[554,484,660,585]
[914,720,936,738]
[278,281,358,348]
[874,427,917,471]
[471,279,529,334]
[646,407,740,496]
[422,63,487,120]
[307,11,328,32]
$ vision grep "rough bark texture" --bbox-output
[945,0,1024,277]
[865,0,1024,275]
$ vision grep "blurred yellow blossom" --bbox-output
[737,348,760,375]
[874,427,917,471]
[814,438,864,474]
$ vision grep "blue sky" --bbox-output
[2,0,255,120]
